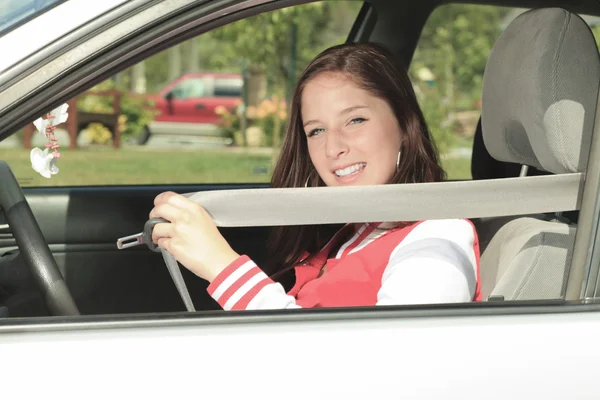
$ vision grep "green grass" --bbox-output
[0,147,472,187]
[0,147,274,187]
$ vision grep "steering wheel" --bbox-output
[0,162,79,316]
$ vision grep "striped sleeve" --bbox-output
[207,255,302,310]
[376,219,478,305]
[207,219,478,310]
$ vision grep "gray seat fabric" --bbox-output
[478,8,600,301]
[481,217,576,300]
[474,214,546,254]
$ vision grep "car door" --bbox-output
[156,73,242,126]
[3,1,600,399]
[202,73,244,125]
[156,74,212,123]
[0,0,369,316]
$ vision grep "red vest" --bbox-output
[288,221,482,308]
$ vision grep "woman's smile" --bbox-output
[333,162,366,184]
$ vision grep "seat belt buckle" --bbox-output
[116,218,169,252]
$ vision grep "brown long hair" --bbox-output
[265,42,445,283]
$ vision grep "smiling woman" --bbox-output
[285,43,445,191]
[149,42,481,310]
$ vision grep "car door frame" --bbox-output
[4,2,600,398]
[0,0,599,318]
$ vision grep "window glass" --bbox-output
[5,1,363,187]
[408,4,517,181]
[214,78,243,97]
[170,78,207,99]
[410,5,600,181]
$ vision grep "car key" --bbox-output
[116,217,168,252]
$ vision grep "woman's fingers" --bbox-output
[148,190,236,282]
[149,198,207,243]
[156,237,172,253]
[166,193,201,213]
[149,202,184,222]
[154,192,174,206]
[151,221,174,243]
[154,191,177,206]
[154,192,200,213]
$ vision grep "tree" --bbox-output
[410,5,510,107]
[140,1,360,94]
[130,62,146,94]
[184,38,201,73]
[207,3,333,90]
[408,5,512,153]
[168,45,183,81]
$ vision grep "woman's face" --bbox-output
[301,72,402,187]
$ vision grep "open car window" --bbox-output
[1,1,363,187]
[3,2,600,398]
[0,0,597,317]
[409,5,600,181]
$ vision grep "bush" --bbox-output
[216,96,287,146]
[85,123,113,145]
[119,95,157,139]
[247,96,287,146]
[76,81,157,142]
[414,84,459,155]
[215,105,241,143]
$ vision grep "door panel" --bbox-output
[0,0,371,317]
[0,184,270,316]
[2,304,600,400]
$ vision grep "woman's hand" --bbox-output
[149,191,240,282]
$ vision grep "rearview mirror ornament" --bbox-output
[30,103,69,178]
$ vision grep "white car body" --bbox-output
[0,0,130,73]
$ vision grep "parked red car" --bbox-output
[140,72,243,145]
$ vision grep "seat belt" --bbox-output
[160,249,196,312]
[163,173,583,311]
[183,174,582,225]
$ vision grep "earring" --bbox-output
[304,170,315,187]
[396,150,402,170]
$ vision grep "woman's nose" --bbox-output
[325,129,349,159]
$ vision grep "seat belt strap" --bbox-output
[162,173,583,311]
[183,174,583,227]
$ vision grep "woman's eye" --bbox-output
[349,117,366,125]
[308,128,325,137]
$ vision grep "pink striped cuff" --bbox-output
[207,255,273,310]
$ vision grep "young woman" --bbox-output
[149,42,481,310]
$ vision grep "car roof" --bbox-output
[0,0,139,74]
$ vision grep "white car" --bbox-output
[1,0,600,399]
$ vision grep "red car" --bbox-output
[141,72,243,145]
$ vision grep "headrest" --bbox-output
[481,8,600,174]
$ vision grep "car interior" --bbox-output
[1,0,600,319]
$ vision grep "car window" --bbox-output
[4,1,363,187]
[214,78,243,97]
[408,4,519,181]
[410,5,600,181]
[170,78,207,99]
[0,0,66,36]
